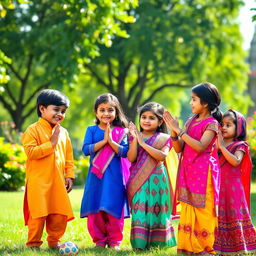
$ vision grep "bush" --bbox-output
[0,120,21,144]
[73,156,90,186]
[247,113,256,181]
[0,137,26,191]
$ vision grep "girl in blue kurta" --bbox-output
[80,93,129,250]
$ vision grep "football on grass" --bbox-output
[59,241,78,255]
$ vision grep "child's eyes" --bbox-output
[99,108,114,112]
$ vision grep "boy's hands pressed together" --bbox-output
[51,123,60,146]
[65,178,73,193]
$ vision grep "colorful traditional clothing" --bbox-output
[22,118,74,247]
[176,115,220,255]
[214,110,256,255]
[80,125,129,247]
[127,132,176,249]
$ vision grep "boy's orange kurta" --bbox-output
[22,118,74,225]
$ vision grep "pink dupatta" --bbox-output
[127,133,170,206]
[91,127,128,179]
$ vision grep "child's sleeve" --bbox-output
[21,128,53,160]
[65,132,75,179]
[117,134,129,158]
[205,121,218,133]
[82,127,96,156]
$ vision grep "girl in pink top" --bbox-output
[164,82,222,255]
[214,109,256,255]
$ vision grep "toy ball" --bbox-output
[59,241,79,255]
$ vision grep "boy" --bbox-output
[22,89,74,249]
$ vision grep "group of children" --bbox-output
[21,82,256,255]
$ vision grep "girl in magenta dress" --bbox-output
[214,109,256,255]
[164,82,222,255]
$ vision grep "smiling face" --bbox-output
[221,115,236,140]
[95,102,116,126]
[190,92,208,115]
[39,104,67,126]
[139,111,162,133]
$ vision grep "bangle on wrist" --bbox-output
[171,135,178,141]
[178,130,186,137]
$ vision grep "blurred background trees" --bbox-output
[0,0,137,131]
[83,0,249,121]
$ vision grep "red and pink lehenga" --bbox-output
[214,140,256,255]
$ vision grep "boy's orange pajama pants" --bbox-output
[26,214,67,248]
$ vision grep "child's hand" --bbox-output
[103,123,109,143]
[51,123,60,146]
[128,122,138,139]
[65,178,73,193]
[217,131,225,149]
[163,110,180,134]
[136,132,145,146]
[106,123,113,143]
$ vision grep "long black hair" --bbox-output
[37,89,70,117]
[192,82,222,123]
[94,93,128,128]
[138,102,168,133]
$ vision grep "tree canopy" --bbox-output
[0,0,137,130]
[82,0,249,122]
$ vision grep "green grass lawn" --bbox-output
[1,183,256,256]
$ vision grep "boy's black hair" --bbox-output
[138,102,168,133]
[37,89,70,117]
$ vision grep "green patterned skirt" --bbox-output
[130,164,177,249]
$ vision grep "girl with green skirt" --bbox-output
[127,102,177,250]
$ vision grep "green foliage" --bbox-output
[247,112,256,180]
[252,7,256,22]
[0,137,26,191]
[73,156,89,186]
[0,0,137,131]
[0,0,15,18]
[0,0,13,88]
[83,0,249,122]
[0,50,11,85]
